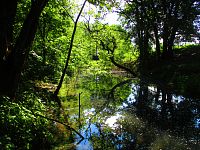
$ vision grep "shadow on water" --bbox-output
[58,72,200,150]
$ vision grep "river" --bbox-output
[56,70,199,150]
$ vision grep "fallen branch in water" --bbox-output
[34,112,84,139]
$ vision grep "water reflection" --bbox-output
[195,119,200,129]
[75,110,123,150]
[60,73,199,149]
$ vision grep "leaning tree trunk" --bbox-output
[54,0,87,97]
[0,0,49,97]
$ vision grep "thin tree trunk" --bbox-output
[154,25,161,60]
[162,24,169,59]
[54,0,87,97]
[39,19,47,65]
[168,26,177,58]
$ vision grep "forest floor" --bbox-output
[148,44,200,99]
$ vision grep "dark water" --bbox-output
[60,72,200,150]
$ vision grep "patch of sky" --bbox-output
[74,0,121,25]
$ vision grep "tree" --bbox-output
[160,0,198,58]
[84,21,137,75]
[27,0,72,82]
[120,0,199,61]
[0,0,49,97]
[120,0,153,66]
[54,0,87,97]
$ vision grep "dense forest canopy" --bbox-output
[0,0,199,149]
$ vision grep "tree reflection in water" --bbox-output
[60,74,199,149]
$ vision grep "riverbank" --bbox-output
[147,44,200,99]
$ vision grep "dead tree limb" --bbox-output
[34,112,84,139]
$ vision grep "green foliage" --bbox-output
[83,22,137,69]
[121,0,199,60]
[14,0,32,39]
[17,0,136,85]
[0,96,54,149]
[88,0,116,9]
[24,0,73,82]
[23,51,57,82]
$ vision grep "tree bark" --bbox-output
[0,0,49,97]
[0,0,17,61]
[154,25,161,60]
[0,0,18,96]
[162,22,169,59]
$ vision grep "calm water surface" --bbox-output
[60,72,199,150]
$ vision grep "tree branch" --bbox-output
[100,39,137,76]
[33,112,84,139]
